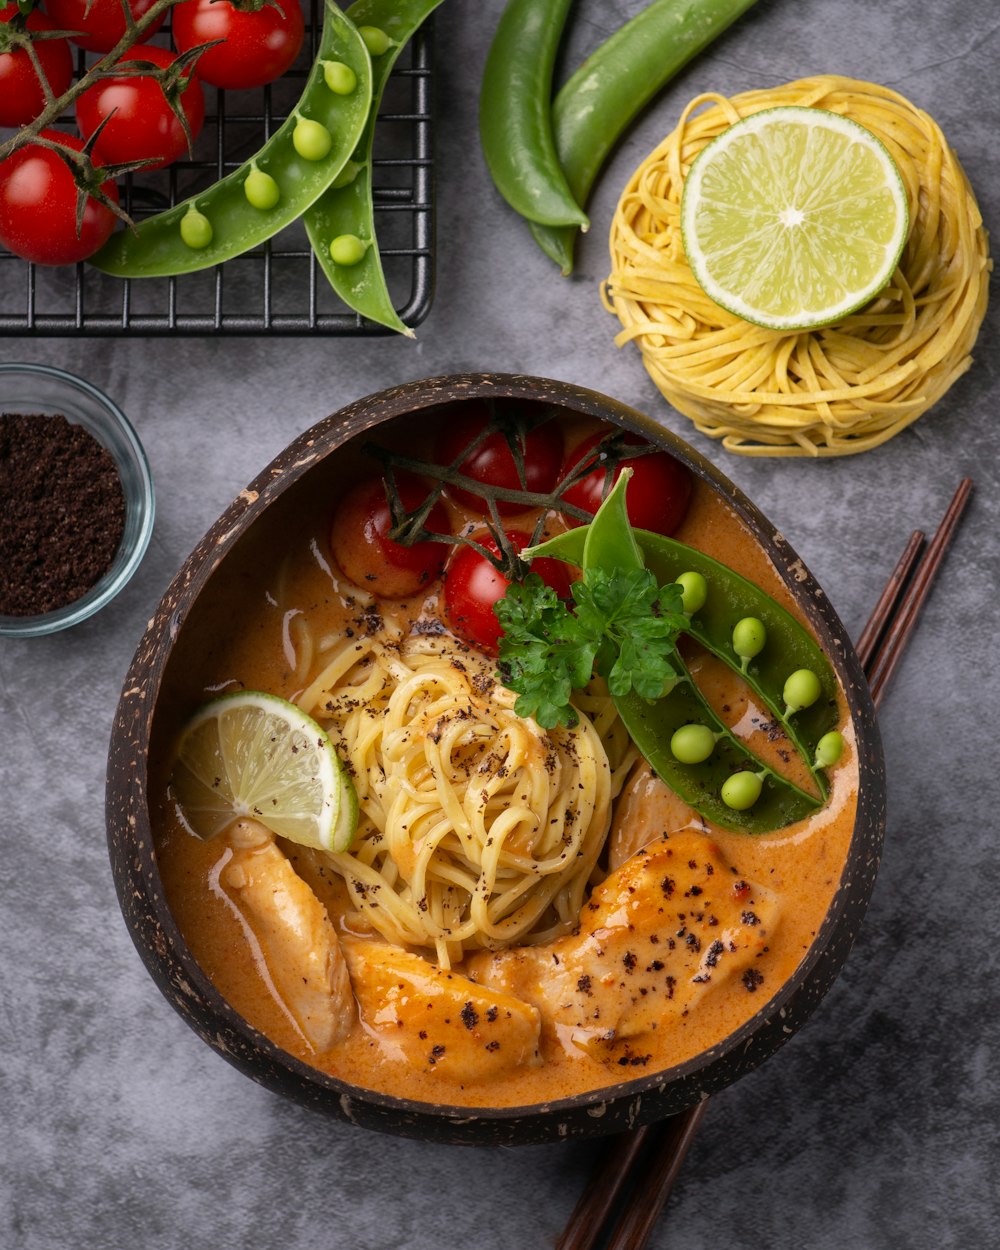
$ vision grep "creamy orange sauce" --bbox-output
[153,415,857,1107]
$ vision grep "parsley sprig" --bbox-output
[496,568,688,729]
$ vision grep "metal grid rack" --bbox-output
[0,5,434,336]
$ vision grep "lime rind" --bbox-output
[170,690,358,853]
[680,106,909,332]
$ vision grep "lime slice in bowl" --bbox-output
[680,105,908,331]
[170,691,358,852]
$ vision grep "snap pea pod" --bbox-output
[633,532,840,783]
[526,476,837,832]
[89,1,372,278]
[529,0,760,274]
[480,0,588,229]
[304,0,445,336]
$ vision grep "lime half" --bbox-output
[170,691,358,852]
[680,106,908,331]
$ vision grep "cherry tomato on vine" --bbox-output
[76,47,206,172]
[0,5,73,128]
[435,405,564,515]
[0,130,119,265]
[561,431,693,536]
[330,471,450,600]
[171,0,306,91]
[444,531,573,654]
[41,0,164,53]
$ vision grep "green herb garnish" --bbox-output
[496,566,687,729]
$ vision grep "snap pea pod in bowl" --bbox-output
[89,1,372,279]
[305,0,445,336]
[527,477,838,833]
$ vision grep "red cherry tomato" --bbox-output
[171,0,305,91]
[330,472,449,599]
[444,531,573,654]
[435,405,564,515]
[42,0,164,53]
[0,131,118,266]
[561,432,692,535]
[0,5,73,127]
[76,47,206,172]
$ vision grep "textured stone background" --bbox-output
[2,1,998,1247]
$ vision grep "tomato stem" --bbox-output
[0,0,195,167]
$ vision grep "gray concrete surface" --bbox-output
[2,1,998,1247]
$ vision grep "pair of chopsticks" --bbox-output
[557,477,974,1250]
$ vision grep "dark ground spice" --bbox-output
[0,412,126,617]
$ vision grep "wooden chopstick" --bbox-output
[866,478,973,707]
[854,528,926,671]
[556,477,973,1250]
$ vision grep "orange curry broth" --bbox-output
[153,417,857,1108]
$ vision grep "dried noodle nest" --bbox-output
[603,76,991,456]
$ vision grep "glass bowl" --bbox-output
[0,363,155,638]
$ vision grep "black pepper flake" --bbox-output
[704,939,725,968]
[486,1006,498,1023]
[577,974,593,997]
[484,1040,500,1052]
[741,910,760,926]
[1,412,126,615]
[622,951,637,972]
[743,968,765,992]
[460,1002,479,1031]
[660,877,675,898]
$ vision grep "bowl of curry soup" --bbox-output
[106,373,884,1145]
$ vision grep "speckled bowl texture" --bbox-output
[105,373,886,1146]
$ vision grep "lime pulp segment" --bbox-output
[680,106,909,331]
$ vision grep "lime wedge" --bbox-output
[680,106,908,331]
[170,691,358,852]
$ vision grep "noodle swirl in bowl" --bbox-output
[604,76,991,456]
[296,625,634,968]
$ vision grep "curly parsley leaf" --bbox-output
[495,568,687,729]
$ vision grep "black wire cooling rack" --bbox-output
[0,5,434,336]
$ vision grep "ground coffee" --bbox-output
[0,412,127,617]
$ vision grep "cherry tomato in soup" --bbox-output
[330,472,449,600]
[76,47,206,172]
[561,432,692,535]
[42,0,164,53]
[435,406,563,515]
[0,131,118,266]
[0,5,73,128]
[171,0,305,91]
[445,531,573,654]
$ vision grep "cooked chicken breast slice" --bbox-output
[220,819,355,1052]
[608,760,711,868]
[341,937,542,1081]
[468,829,780,1061]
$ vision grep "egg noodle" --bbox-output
[604,76,991,456]
[294,618,634,968]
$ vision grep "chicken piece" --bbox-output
[608,760,710,868]
[220,820,355,1052]
[341,937,542,1081]
[467,830,780,1061]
